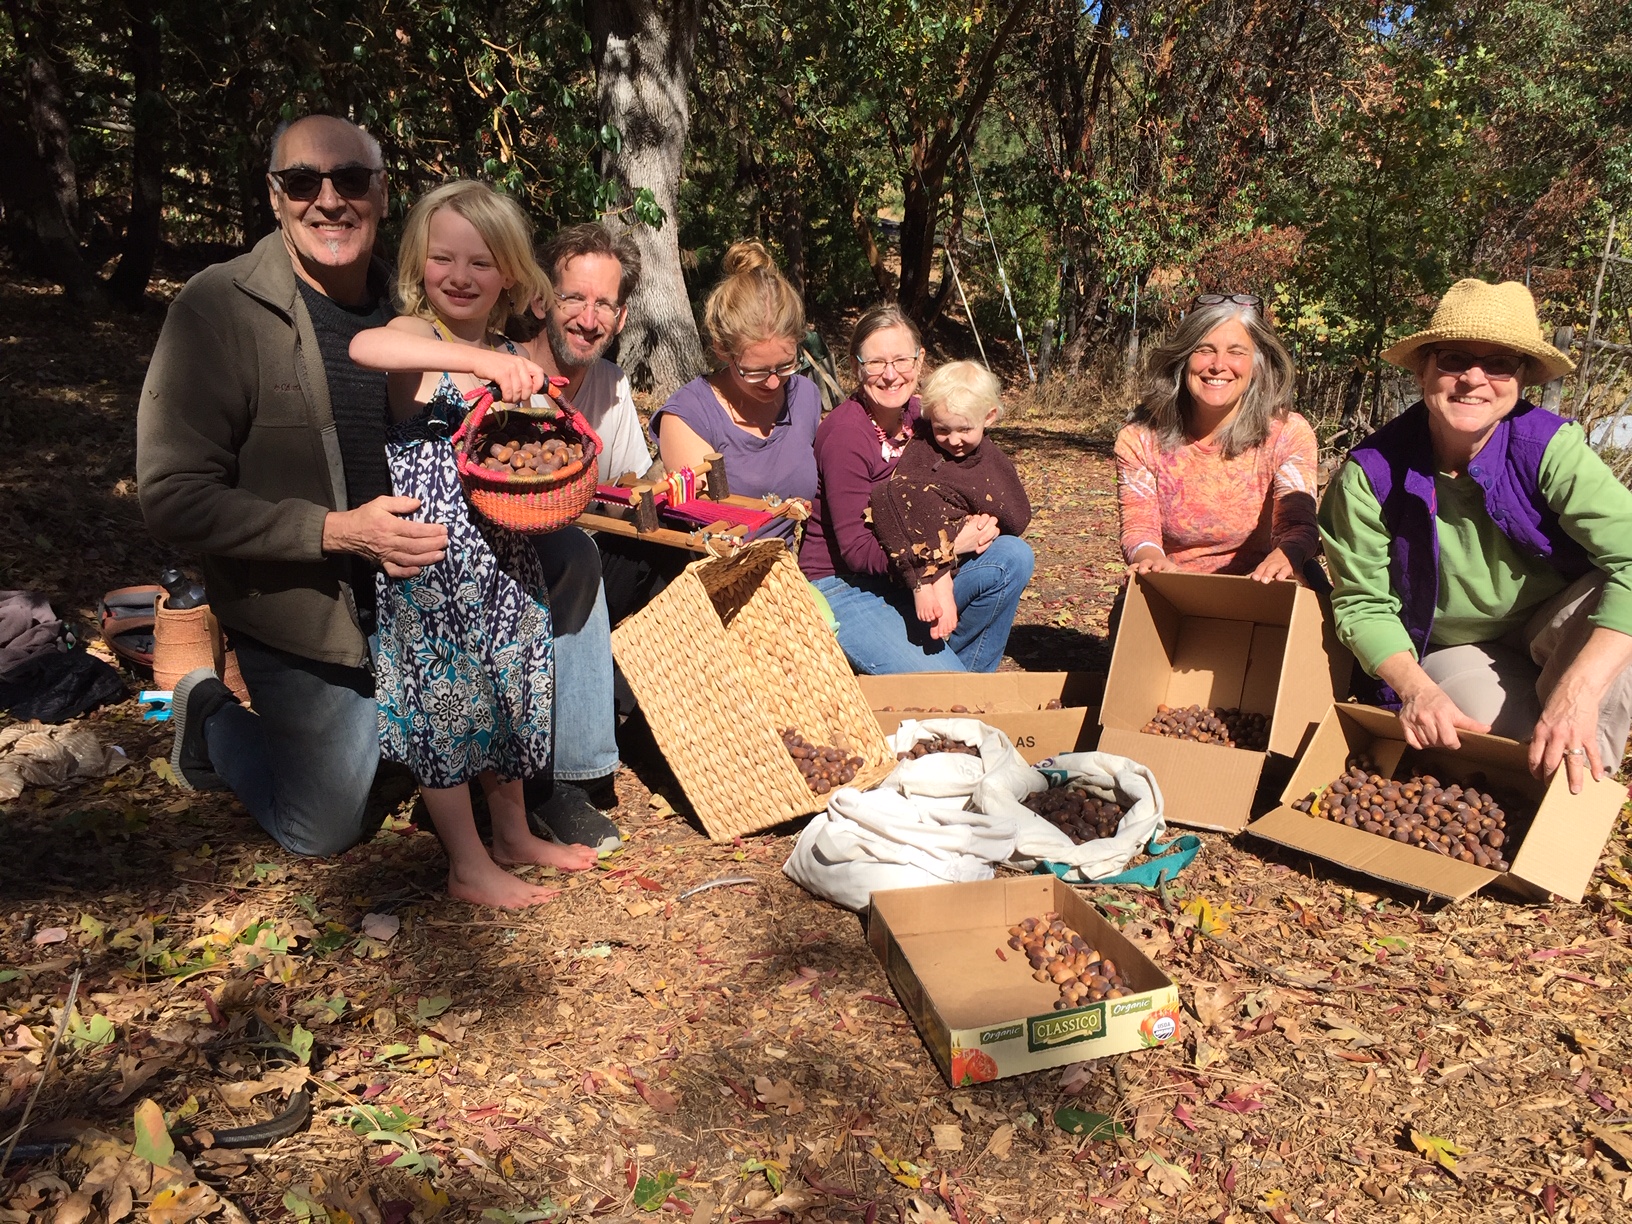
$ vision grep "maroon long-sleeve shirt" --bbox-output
[869,424,1032,589]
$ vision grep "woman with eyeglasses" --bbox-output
[1116,293,1320,584]
[1320,279,1632,794]
[649,241,818,541]
[797,304,1035,673]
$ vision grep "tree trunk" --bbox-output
[896,156,944,323]
[2,0,103,304]
[107,0,164,308]
[893,0,1035,329]
[588,0,706,399]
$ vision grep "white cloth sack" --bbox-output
[782,719,1028,911]
[884,718,1038,800]
[974,751,1166,883]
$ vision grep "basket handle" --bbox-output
[450,383,500,449]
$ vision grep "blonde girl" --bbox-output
[350,180,596,908]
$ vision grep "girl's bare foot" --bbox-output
[447,858,561,909]
[491,830,599,871]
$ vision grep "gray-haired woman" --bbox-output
[1116,294,1319,583]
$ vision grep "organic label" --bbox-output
[1027,1002,1106,1051]
[1110,996,1153,1018]
[979,1022,1024,1046]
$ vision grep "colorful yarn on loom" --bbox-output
[662,467,698,505]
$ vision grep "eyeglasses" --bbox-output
[554,293,622,322]
[1195,293,1261,309]
[269,164,382,201]
[734,358,800,385]
[1431,349,1526,380]
[858,351,923,378]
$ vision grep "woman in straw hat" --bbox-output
[1319,279,1632,793]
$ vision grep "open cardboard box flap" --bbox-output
[1099,572,1350,830]
[859,672,1104,763]
[1247,703,1626,902]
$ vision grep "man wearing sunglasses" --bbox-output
[137,115,445,858]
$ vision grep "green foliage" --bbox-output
[633,1171,680,1211]
[3,0,1629,383]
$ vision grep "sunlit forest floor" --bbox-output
[4,267,1632,1224]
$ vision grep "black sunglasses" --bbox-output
[1195,292,1262,309]
[270,164,381,201]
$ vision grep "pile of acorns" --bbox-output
[1141,704,1269,751]
[1006,913,1131,1010]
[897,735,982,761]
[1021,784,1127,843]
[780,728,864,795]
[1289,754,1519,870]
[477,435,586,477]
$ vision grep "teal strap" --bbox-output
[1036,832,1203,888]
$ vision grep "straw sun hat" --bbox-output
[1380,278,1576,384]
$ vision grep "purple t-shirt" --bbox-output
[798,395,921,581]
[649,374,821,542]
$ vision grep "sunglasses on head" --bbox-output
[1431,348,1526,380]
[270,164,381,201]
[1195,292,1262,309]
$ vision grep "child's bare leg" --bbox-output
[486,774,599,871]
[420,782,560,908]
[930,572,959,639]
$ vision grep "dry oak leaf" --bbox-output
[1136,1151,1193,1197]
[1133,1098,1166,1141]
[146,1183,218,1224]
[632,1077,679,1114]
[754,1077,805,1115]
[1586,1122,1632,1169]
[1190,983,1241,1031]
[217,1067,306,1110]
[360,913,400,941]
[982,1124,1016,1161]
[1058,1061,1097,1096]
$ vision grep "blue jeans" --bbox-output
[203,634,380,857]
[815,535,1035,674]
[532,526,620,782]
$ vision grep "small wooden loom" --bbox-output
[576,451,806,553]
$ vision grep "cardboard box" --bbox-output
[858,671,1104,763]
[1246,703,1627,902]
[867,876,1182,1086]
[1098,572,1350,831]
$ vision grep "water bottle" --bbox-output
[159,567,208,611]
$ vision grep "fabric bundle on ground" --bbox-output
[0,590,127,722]
[975,750,1174,883]
[782,718,1028,910]
[0,720,130,802]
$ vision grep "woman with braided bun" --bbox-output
[649,240,819,541]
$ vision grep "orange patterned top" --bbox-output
[1114,413,1319,574]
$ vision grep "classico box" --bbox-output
[867,876,1181,1086]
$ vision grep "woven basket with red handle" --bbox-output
[452,379,603,533]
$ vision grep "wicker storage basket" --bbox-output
[452,385,602,533]
[611,540,895,840]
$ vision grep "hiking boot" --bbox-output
[528,782,624,853]
[169,666,237,792]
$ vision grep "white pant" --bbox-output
[1421,571,1632,767]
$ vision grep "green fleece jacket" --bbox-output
[136,232,387,668]
[1318,424,1632,676]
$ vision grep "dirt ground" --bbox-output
[3,266,1632,1224]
